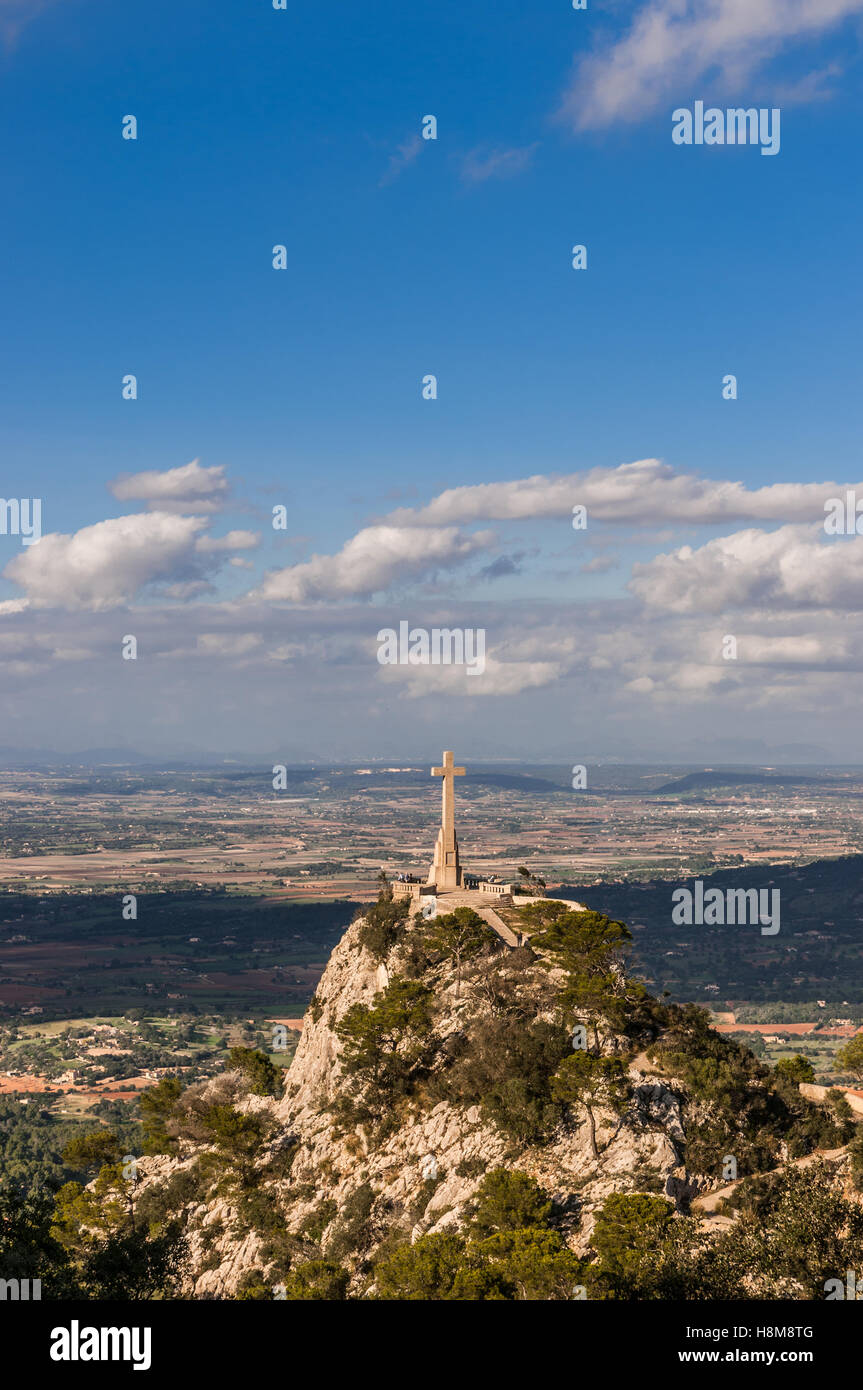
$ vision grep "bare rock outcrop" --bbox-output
[128,909,700,1297]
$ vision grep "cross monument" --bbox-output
[428,750,465,891]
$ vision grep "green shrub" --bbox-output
[355,888,410,963]
[135,1164,204,1230]
[466,1169,553,1237]
[773,1055,815,1086]
[281,1258,348,1300]
[326,1183,375,1262]
[443,1017,570,1144]
[299,1197,338,1245]
[139,1076,183,1155]
[228,1047,283,1097]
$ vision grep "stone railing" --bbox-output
[478,880,514,898]
[392,880,437,901]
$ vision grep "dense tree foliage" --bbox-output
[375,1169,583,1301]
[335,977,435,1126]
[0,1182,77,1297]
[552,1051,630,1158]
[652,1005,853,1176]
[354,879,411,963]
[418,907,497,994]
[837,1033,863,1079]
[466,1169,553,1237]
[773,1054,816,1085]
[139,1076,183,1155]
[0,1099,141,1193]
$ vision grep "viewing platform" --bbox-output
[391,875,517,903]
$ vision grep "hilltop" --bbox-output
[49,887,861,1301]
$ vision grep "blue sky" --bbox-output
[1,0,863,759]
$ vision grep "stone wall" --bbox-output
[799,1082,863,1116]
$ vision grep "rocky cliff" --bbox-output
[125,894,859,1299]
[131,898,724,1297]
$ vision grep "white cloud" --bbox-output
[558,0,863,130]
[2,512,210,611]
[195,632,263,657]
[253,525,496,602]
[742,632,844,665]
[629,524,863,612]
[109,459,230,514]
[388,460,859,528]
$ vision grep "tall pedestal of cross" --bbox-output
[428,750,465,891]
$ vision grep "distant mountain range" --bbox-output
[0,746,157,767]
[653,770,840,794]
[0,751,859,792]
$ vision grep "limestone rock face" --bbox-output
[129,911,703,1297]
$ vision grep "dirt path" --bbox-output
[630,1049,655,1074]
[692,1146,847,1214]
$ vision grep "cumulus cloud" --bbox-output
[253,525,496,602]
[6,445,863,752]
[388,460,859,529]
[3,577,863,755]
[629,524,863,613]
[2,512,210,611]
[558,0,863,130]
[109,459,230,514]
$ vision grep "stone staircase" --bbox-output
[430,890,521,948]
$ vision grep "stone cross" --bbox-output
[428,750,465,891]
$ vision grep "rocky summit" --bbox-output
[122,888,863,1300]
